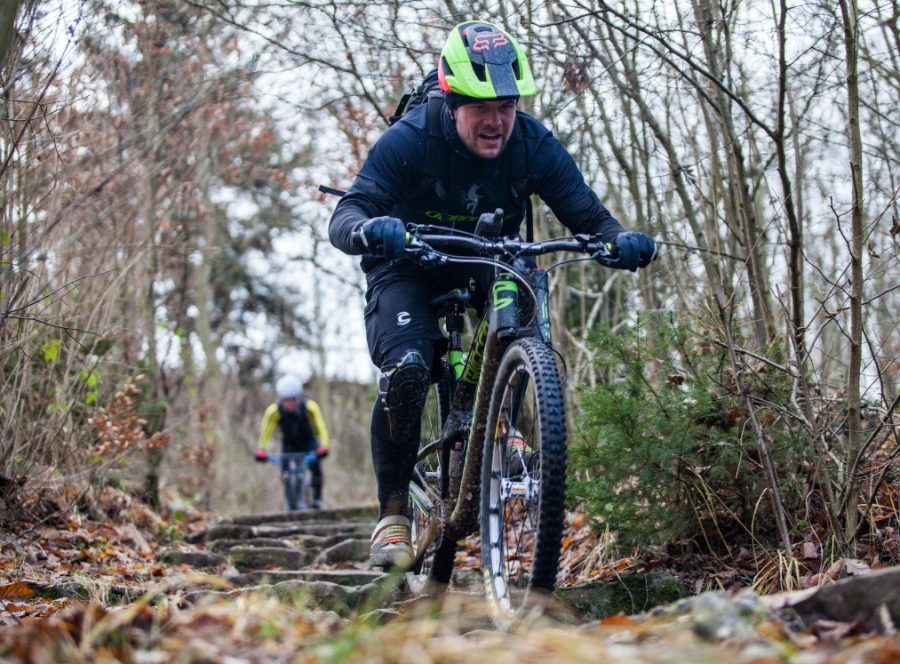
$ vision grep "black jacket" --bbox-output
[328,101,626,265]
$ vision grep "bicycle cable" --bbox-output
[417,252,540,317]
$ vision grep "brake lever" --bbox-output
[405,241,446,266]
[576,234,619,267]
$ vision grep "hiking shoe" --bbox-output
[370,515,413,570]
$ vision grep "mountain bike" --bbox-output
[394,210,623,623]
[265,451,318,512]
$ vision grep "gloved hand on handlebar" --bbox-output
[610,231,657,272]
[356,216,407,259]
[254,448,268,463]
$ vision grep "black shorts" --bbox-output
[364,260,493,369]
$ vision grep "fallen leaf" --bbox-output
[0,581,34,600]
[845,559,872,576]
[599,613,637,627]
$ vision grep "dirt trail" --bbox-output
[5,504,900,662]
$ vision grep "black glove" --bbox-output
[357,217,407,259]
[612,232,657,272]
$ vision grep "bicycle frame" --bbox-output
[412,253,553,544]
[398,214,628,614]
[399,212,619,561]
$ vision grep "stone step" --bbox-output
[225,569,386,588]
[314,538,370,565]
[226,546,315,571]
[182,574,401,618]
[189,520,373,544]
[157,549,228,568]
[162,504,456,621]
[208,537,294,552]
[225,505,379,526]
[254,522,372,538]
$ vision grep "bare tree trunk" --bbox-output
[689,0,775,348]
[193,119,221,389]
[774,0,808,383]
[0,0,21,72]
[139,3,167,510]
[837,0,865,551]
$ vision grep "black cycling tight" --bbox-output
[370,393,420,519]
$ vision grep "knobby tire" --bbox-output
[480,338,567,622]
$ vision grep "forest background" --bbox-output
[1,0,897,590]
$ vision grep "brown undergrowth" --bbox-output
[3,476,900,662]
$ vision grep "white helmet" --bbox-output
[275,375,303,400]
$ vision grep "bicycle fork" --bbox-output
[444,273,521,541]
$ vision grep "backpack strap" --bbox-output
[423,93,449,225]
[503,118,533,241]
[388,91,413,126]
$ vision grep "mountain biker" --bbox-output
[254,374,330,510]
[328,20,657,568]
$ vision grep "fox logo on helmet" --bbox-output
[471,31,509,52]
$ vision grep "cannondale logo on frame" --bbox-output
[396,312,411,326]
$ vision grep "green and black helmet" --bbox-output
[438,21,537,104]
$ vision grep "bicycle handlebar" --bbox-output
[351,213,621,268]
[406,228,619,266]
[265,451,317,465]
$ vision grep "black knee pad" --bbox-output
[379,350,431,442]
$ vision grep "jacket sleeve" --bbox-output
[329,117,428,255]
[306,400,330,448]
[529,126,627,243]
[258,403,280,451]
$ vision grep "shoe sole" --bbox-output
[370,548,414,570]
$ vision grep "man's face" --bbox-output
[453,99,517,160]
[281,397,300,413]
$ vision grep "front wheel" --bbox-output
[301,465,315,511]
[480,338,567,622]
[282,460,301,512]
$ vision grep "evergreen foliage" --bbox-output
[568,312,801,554]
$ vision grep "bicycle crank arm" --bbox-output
[408,481,433,518]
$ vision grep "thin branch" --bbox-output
[536,3,778,140]
[710,338,798,377]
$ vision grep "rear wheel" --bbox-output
[406,365,457,595]
[480,338,567,622]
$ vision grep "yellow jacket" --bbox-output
[258,398,330,453]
